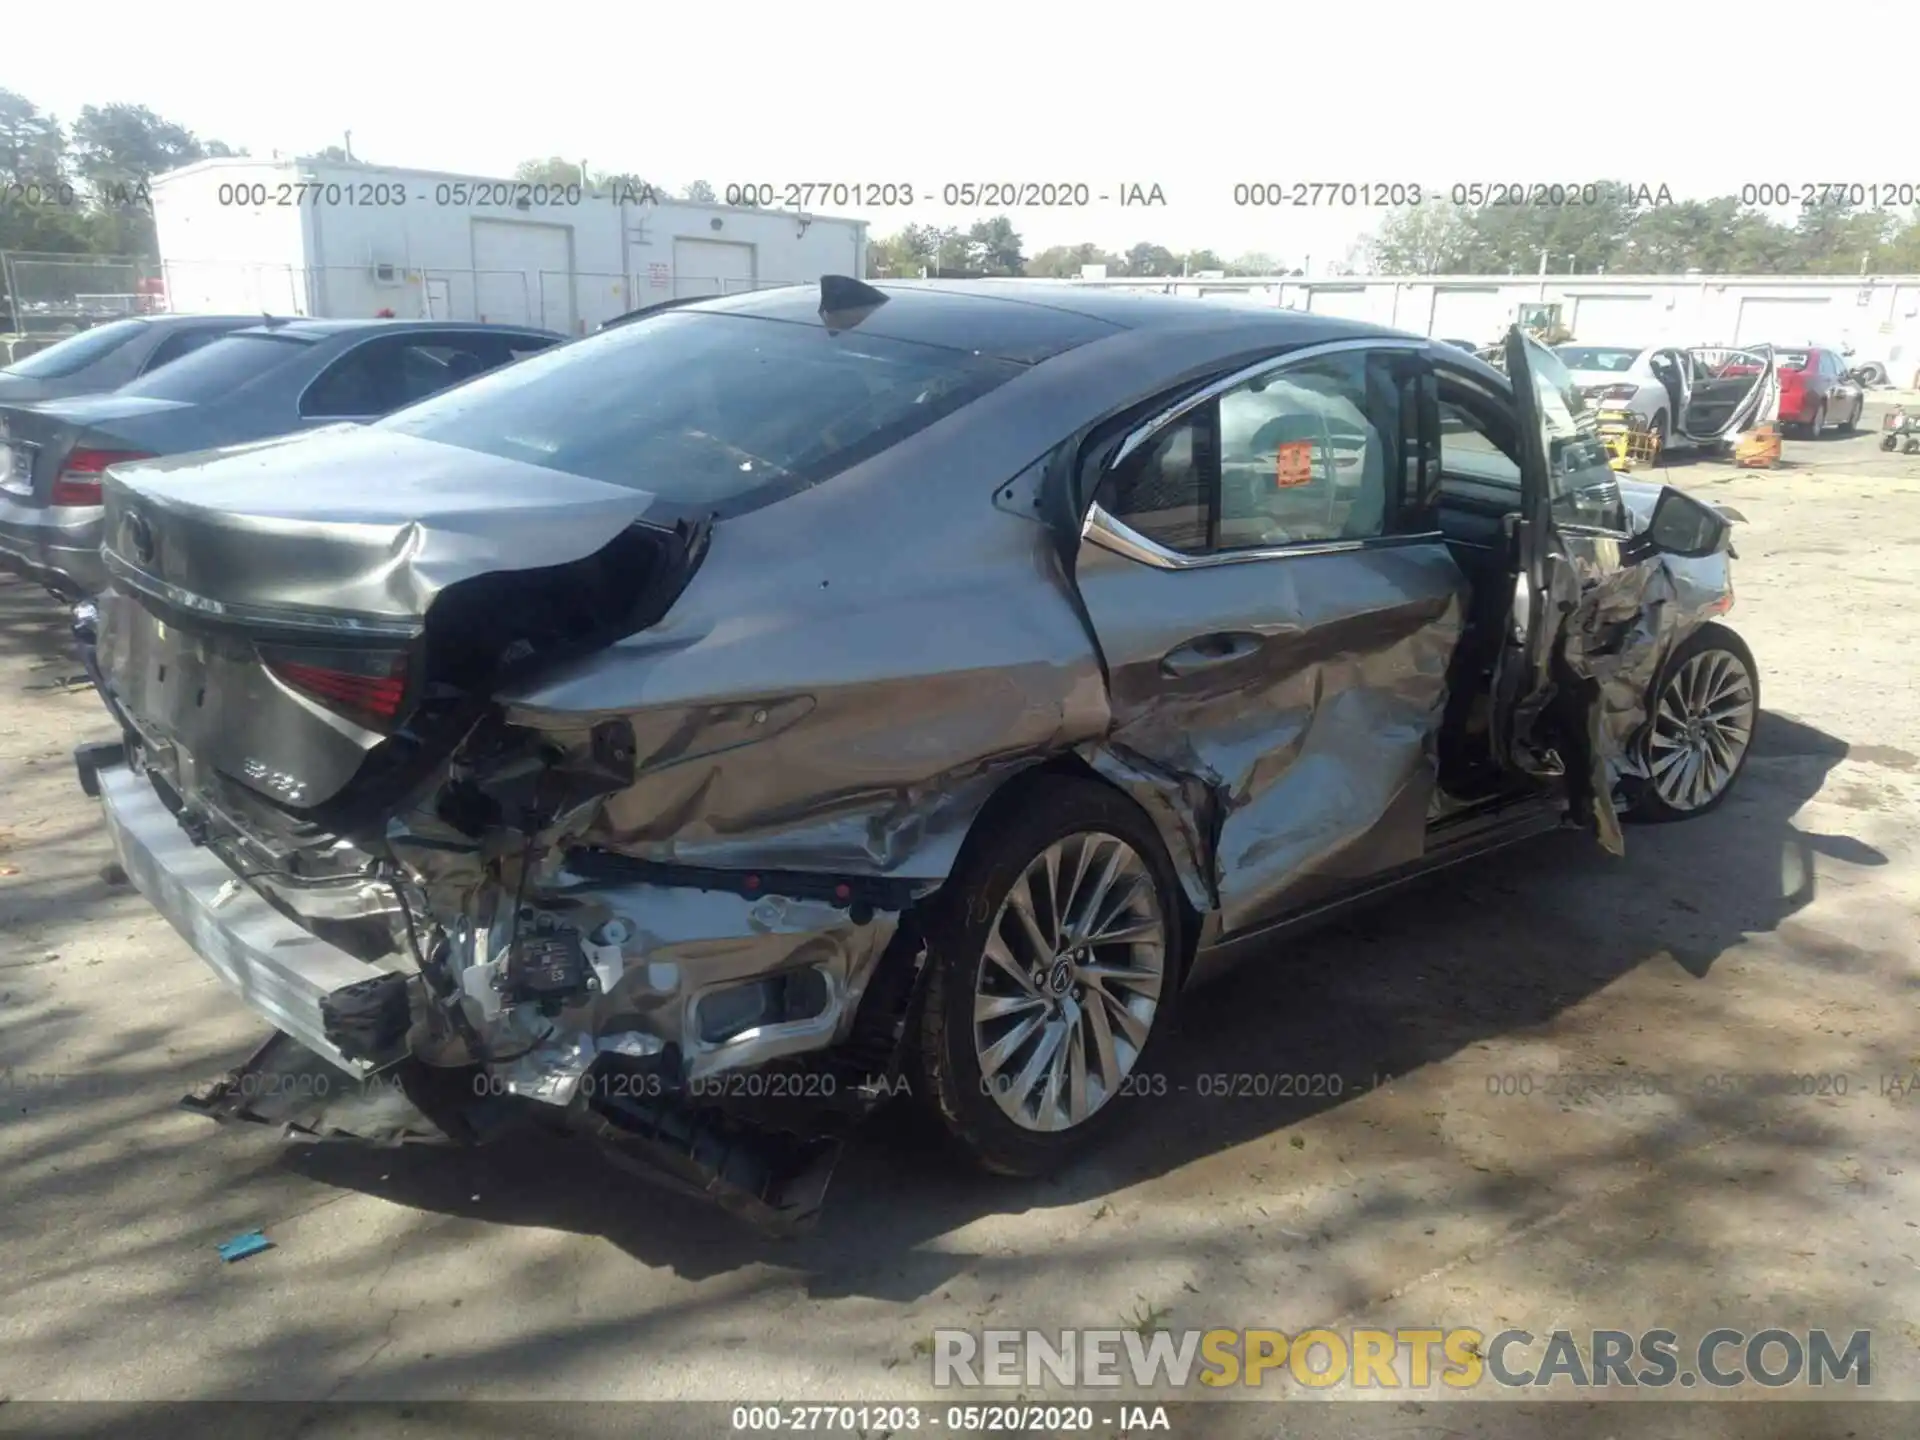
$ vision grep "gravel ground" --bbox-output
[1,413,1917,1431]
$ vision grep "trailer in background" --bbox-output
[147,158,870,334]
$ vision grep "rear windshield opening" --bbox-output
[1775,351,1810,371]
[115,332,317,401]
[1556,347,1639,373]
[378,310,1023,514]
[1,320,148,380]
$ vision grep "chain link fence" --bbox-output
[1,253,169,334]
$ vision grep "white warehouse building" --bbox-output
[150,157,870,334]
[1022,273,1920,376]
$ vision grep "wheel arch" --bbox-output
[921,751,1208,985]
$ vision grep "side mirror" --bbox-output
[1624,486,1731,563]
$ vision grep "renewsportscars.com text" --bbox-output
[932,1327,1872,1390]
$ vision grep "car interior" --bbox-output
[1086,351,1585,822]
[1428,370,1566,812]
[1680,354,1765,435]
[1647,350,1686,418]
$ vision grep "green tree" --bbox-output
[965,215,1024,275]
[1123,241,1180,276]
[1226,251,1289,276]
[513,156,587,187]
[0,88,66,182]
[70,103,227,188]
[681,179,716,202]
[1180,248,1226,274]
[1873,208,1920,270]
[1025,242,1124,277]
[1365,202,1474,273]
[1788,196,1891,274]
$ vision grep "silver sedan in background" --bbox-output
[0,318,561,598]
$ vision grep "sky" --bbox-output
[11,1,1915,272]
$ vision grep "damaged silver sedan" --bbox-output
[70,279,1764,1230]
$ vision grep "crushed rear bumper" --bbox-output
[95,758,408,1077]
[88,749,929,1232]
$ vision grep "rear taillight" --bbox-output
[51,448,156,506]
[1598,384,1638,403]
[258,644,412,730]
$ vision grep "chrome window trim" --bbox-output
[1097,337,1431,569]
[1110,337,1426,471]
[1084,502,1442,571]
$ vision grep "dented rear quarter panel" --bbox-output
[493,320,1437,893]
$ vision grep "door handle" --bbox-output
[1160,631,1264,677]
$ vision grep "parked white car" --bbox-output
[1554,344,1779,451]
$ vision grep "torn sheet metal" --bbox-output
[100,429,665,622]
[1072,537,1468,937]
[1572,479,1738,776]
[418,869,904,1101]
[495,428,1116,884]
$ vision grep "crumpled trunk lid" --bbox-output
[100,426,664,618]
[95,425,701,817]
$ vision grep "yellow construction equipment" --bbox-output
[1595,407,1662,472]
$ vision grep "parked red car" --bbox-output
[1772,347,1865,436]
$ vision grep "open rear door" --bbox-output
[1679,346,1779,440]
[1489,326,1627,855]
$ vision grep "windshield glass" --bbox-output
[1774,350,1810,371]
[1,320,147,379]
[380,310,1023,513]
[1555,346,1640,373]
[115,332,315,401]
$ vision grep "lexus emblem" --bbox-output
[126,512,155,565]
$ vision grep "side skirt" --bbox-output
[1185,794,1567,988]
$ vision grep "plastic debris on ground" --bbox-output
[216,1230,273,1263]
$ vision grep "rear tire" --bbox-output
[1621,623,1759,824]
[1808,401,1827,438]
[916,776,1184,1178]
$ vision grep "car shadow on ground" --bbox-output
[0,574,87,678]
[279,706,1880,1298]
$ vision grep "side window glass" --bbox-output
[1097,413,1210,553]
[142,327,226,373]
[301,343,391,419]
[395,341,491,406]
[1438,400,1522,488]
[1216,353,1388,548]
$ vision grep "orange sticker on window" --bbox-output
[1274,440,1317,488]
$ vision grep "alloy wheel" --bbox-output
[971,831,1167,1133]
[1647,646,1757,812]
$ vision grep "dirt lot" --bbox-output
[2,411,1918,1426]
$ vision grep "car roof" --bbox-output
[126,313,265,328]
[669,279,1417,364]
[222,318,563,340]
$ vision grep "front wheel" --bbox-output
[916,776,1183,1177]
[1837,399,1859,433]
[1621,623,1760,823]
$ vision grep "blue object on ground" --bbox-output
[217,1230,273,1262]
